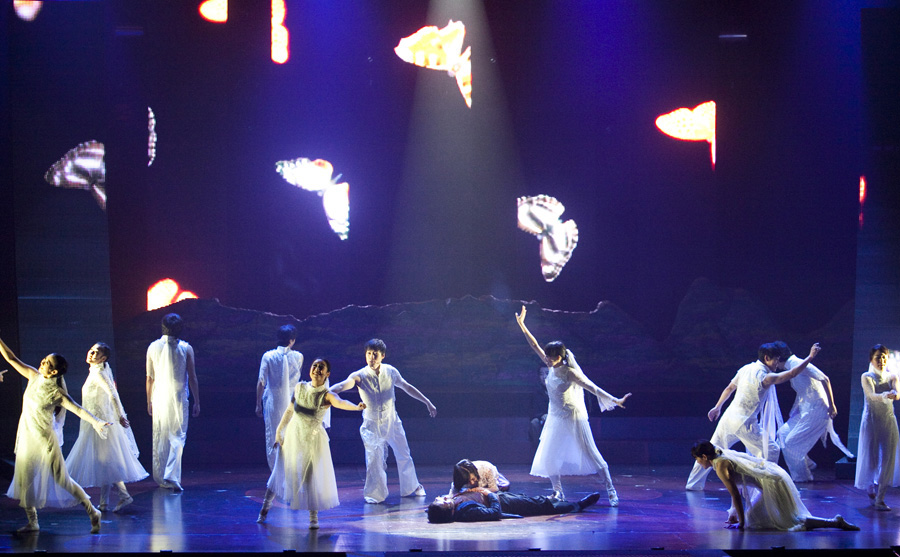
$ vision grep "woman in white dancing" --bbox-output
[65,342,149,512]
[691,440,858,531]
[854,344,899,510]
[257,358,365,529]
[515,305,631,506]
[0,335,110,533]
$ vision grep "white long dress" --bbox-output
[854,364,900,493]
[715,448,810,530]
[258,346,303,470]
[266,382,339,511]
[530,350,617,478]
[6,375,88,509]
[65,363,148,486]
[777,357,853,482]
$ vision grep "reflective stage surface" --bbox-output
[1,464,898,554]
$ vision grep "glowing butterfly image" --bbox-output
[276,157,350,240]
[147,278,198,311]
[517,195,579,282]
[14,1,43,21]
[148,107,157,166]
[44,141,107,211]
[394,20,472,108]
[655,100,716,169]
[198,0,227,23]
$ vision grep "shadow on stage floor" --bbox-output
[1,464,899,555]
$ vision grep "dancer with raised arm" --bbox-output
[685,342,821,491]
[515,305,631,506]
[0,335,110,533]
[854,344,900,510]
[66,343,148,512]
[691,440,858,531]
[257,359,365,529]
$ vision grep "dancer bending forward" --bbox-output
[0,335,110,533]
[516,305,631,506]
[691,440,858,531]
[66,343,148,512]
[258,358,365,529]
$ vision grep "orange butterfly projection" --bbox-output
[147,279,197,311]
[394,20,472,108]
[655,101,716,169]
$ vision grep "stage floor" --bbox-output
[1,464,898,554]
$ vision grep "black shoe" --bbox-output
[577,492,602,511]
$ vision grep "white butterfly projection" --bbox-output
[44,141,107,211]
[275,157,349,240]
[517,195,579,282]
[148,107,157,166]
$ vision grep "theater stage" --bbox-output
[1,463,898,555]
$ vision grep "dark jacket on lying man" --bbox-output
[427,487,600,523]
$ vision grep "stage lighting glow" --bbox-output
[859,175,866,229]
[148,107,157,166]
[271,0,289,64]
[276,157,350,240]
[147,279,198,311]
[394,20,472,108]
[198,0,227,23]
[517,195,579,282]
[655,101,716,169]
[13,0,42,21]
[44,141,107,211]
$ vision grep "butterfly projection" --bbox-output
[276,157,350,240]
[44,140,107,211]
[394,20,472,108]
[655,101,716,169]
[14,1,43,21]
[198,0,227,23]
[517,195,579,282]
[147,278,197,311]
[148,107,157,166]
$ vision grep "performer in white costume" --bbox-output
[330,338,437,504]
[66,343,148,512]
[854,344,900,511]
[775,342,853,483]
[449,458,510,496]
[515,305,632,506]
[257,358,365,529]
[146,313,200,491]
[686,342,821,491]
[0,336,109,534]
[256,324,303,470]
[691,440,858,531]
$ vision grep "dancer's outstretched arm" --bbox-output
[515,305,550,366]
[0,335,37,380]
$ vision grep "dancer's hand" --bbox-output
[357,402,366,411]
[0,369,6,382]
[828,405,838,419]
[808,343,821,360]
[515,305,527,325]
[725,522,743,530]
[616,393,632,408]
[192,401,201,417]
[120,416,130,428]
[708,407,721,422]
[425,401,437,418]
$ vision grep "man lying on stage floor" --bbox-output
[428,458,600,523]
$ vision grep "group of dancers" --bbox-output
[1,306,897,534]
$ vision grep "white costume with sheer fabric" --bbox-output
[854,364,900,496]
[259,346,303,470]
[266,381,338,511]
[686,361,781,490]
[777,356,853,482]
[448,460,509,496]
[65,363,148,487]
[530,350,617,483]
[715,448,810,530]
[146,335,193,487]
[6,375,100,509]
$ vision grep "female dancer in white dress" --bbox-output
[65,343,149,512]
[691,440,858,531]
[257,358,365,529]
[515,305,631,506]
[854,344,900,510]
[0,335,110,533]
